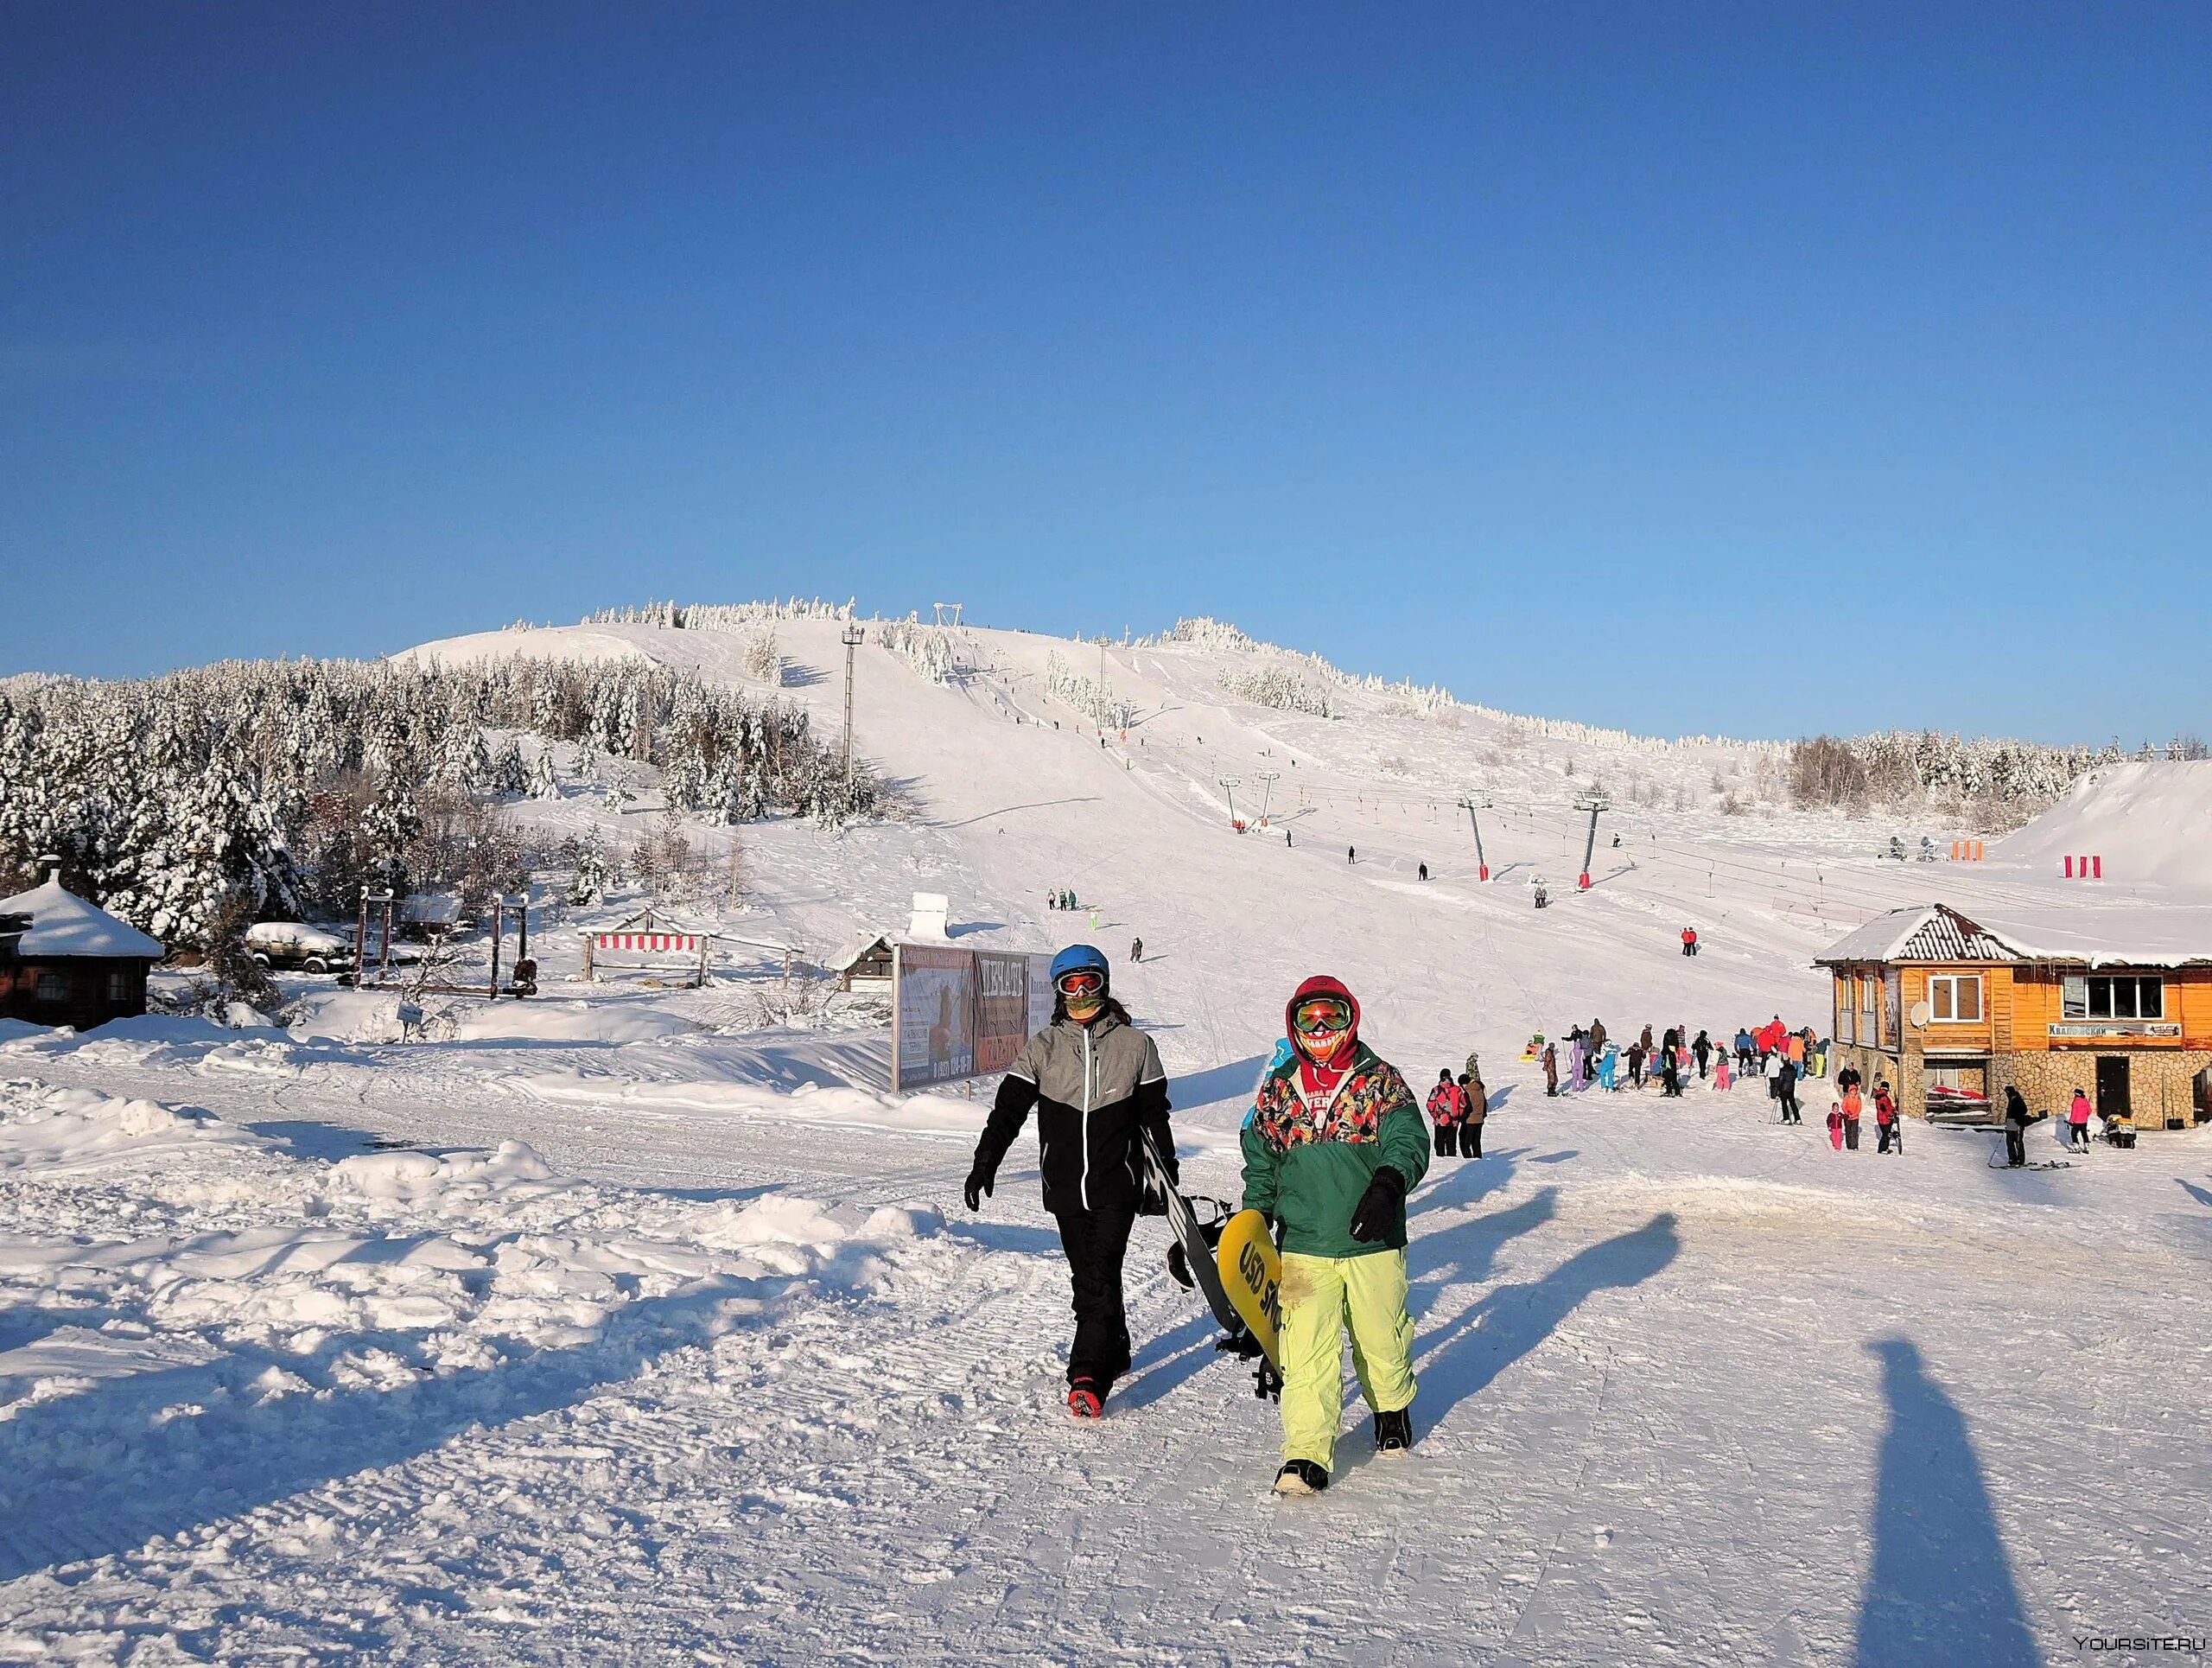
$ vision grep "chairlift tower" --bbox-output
[1573,796,1610,891]
[1218,776,1243,828]
[1458,793,1494,881]
[1255,769,1281,826]
[931,602,963,628]
[840,624,866,786]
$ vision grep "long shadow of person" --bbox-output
[1853,1338,2041,1667]
[1408,1187,1560,1321]
[1414,1211,1680,1424]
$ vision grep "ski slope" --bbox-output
[3,612,2208,1663]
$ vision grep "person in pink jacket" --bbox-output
[2068,1088,2094,1151]
[1426,1069,1465,1159]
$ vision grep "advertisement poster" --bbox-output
[974,952,1032,1076]
[892,948,1059,1092]
[894,945,974,1091]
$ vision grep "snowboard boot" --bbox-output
[1374,1407,1414,1455]
[1067,1377,1104,1420]
[1273,1460,1329,1496]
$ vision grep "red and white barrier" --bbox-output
[2062,856,2103,880]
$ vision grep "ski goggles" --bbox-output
[1056,969,1107,997]
[1291,996,1353,1035]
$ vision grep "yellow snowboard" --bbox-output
[1215,1209,1282,1369]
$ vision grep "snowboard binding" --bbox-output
[1164,1195,1233,1292]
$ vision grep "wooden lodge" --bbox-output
[1817,901,2212,1130]
[0,869,165,1031]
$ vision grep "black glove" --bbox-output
[963,1165,994,1213]
[1348,1166,1407,1243]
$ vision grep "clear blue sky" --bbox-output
[4,3,2207,743]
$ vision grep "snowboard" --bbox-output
[1215,1209,1282,1370]
[1139,1126,1243,1340]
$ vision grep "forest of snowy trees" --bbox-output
[0,657,874,949]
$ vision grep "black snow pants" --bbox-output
[1433,1124,1455,1158]
[1053,1206,1136,1391]
[1843,1117,1861,1151]
[1780,1087,1801,1124]
[2005,1127,2026,1166]
[1464,1120,1484,1158]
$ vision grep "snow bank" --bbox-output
[513,1069,988,1134]
[445,1000,698,1045]
[0,1082,248,1174]
[287,989,418,1044]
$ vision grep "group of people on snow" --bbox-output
[1827,1062,1901,1154]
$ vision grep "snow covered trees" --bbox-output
[0,655,874,946]
[1217,665,1335,718]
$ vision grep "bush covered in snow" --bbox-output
[1217,665,1334,718]
[1043,653,1134,730]
[876,617,957,684]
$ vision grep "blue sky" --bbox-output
[4,3,2207,742]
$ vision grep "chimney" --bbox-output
[37,853,60,885]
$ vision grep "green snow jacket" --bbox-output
[1239,982,1429,1258]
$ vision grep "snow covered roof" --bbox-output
[0,875,164,959]
[830,933,893,974]
[1818,901,2212,971]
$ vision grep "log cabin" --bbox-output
[1817,902,2212,1129]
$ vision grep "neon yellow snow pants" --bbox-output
[1278,1247,1416,1468]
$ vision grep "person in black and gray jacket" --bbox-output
[966,943,1173,1418]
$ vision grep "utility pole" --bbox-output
[1458,793,1493,881]
[840,623,865,786]
[1573,796,1610,891]
[1218,776,1243,828]
[1255,769,1281,826]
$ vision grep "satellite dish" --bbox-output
[1909,1000,1932,1028]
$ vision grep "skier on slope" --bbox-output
[1242,977,1430,1495]
[965,945,1174,1419]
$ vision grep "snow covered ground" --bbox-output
[5,613,2209,1663]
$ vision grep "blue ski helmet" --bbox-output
[1050,944,1109,989]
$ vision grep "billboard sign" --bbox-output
[892,945,1055,1092]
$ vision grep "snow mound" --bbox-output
[329,1139,561,1203]
[1997,761,2212,893]
[445,1001,698,1045]
[287,989,418,1044]
[0,1084,245,1174]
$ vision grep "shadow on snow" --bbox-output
[1853,1337,2041,1667]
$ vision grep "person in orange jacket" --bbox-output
[1839,1084,1864,1151]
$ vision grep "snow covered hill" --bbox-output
[403,608,2202,1087]
[1996,759,2212,892]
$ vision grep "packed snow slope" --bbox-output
[3,613,2207,1664]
